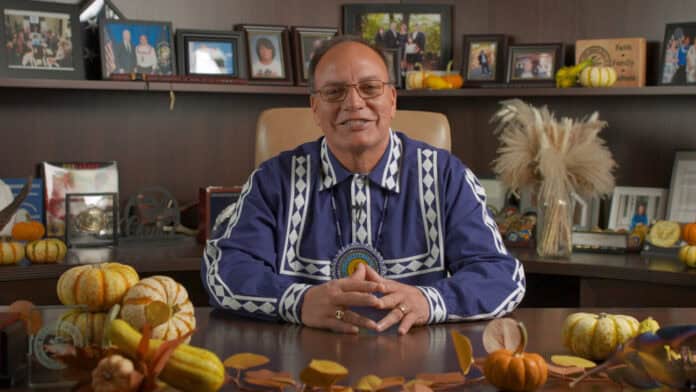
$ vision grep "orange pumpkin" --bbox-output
[11,221,45,241]
[483,322,548,392]
[120,275,196,342]
[57,263,139,311]
[442,73,463,88]
[0,241,24,264]
[682,223,696,245]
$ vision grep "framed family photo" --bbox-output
[291,26,337,85]
[658,22,696,85]
[343,4,453,72]
[99,19,175,79]
[236,24,293,84]
[176,29,246,78]
[608,186,668,231]
[0,0,84,79]
[507,43,563,86]
[462,34,507,86]
[666,151,696,222]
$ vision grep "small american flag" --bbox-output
[103,30,116,76]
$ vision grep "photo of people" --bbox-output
[4,9,74,70]
[660,23,696,85]
[101,21,174,78]
[359,12,442,71]
[608,187,668,231]
[467,41,497,81]
[509,48,556,81]
[247,30,284,79]
[187,40,235,75]
[300,33,334,80]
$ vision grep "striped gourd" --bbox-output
[0,241,24,264]
[26,238,67,263]
[579,66,617,87]
[120,275,196,342]
[58,309,107,346]
[57,262,139,311]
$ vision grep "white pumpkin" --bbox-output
[579,66,618,88]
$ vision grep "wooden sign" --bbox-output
[575,38,646,87]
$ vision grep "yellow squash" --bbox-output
[562,312,639,360]
[107,319,225,392]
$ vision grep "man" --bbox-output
[202,36,524,335]
[384,22,399,49]
[114,29,136,73]
[412,24,426,63]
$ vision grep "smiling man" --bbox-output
[202,36,525,335]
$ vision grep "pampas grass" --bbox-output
[491,99,616,256]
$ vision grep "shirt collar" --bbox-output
[320,129,402,193]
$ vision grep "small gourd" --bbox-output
[11,221,45,241]
[678,245,696,268]
[0,241,25,264]
[57,262,139,311]
[483,321,548,392]
[26,238,67,263]
[579,66,617,87]
[562,312,639,360]
[91,354,141,392]
[682,222,696,245]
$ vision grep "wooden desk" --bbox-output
[10,307,696,391]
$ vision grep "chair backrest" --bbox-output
[255,108,451,167]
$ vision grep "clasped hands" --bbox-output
[301,263,429,335]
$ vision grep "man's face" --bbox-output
[311,42,396,157]
[123,30,130,42]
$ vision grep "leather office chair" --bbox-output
[255,108,451,167]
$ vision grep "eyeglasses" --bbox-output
[313,80,392,103]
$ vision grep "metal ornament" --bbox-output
[331,243,385,280]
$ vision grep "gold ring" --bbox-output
[397,303,409,315]
[335,309,345,321]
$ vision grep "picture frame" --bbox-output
[658,22,696,85]
[608,186,668,231]
[379,47,403,88]
[343,4,453,71]
[506,43,563,86]
[666,151,696,222]
[176,29,246,79]
[197,185,243,243]
[79,0,126,80]
[0,0,85,79]
[79,0,125,23]
[236,24,293,84]
[461,34,508,86]
[65,192,118,247]
[570,193,601,232]
[290,26,338,86]
[99,18,175,79]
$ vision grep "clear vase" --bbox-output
[535,191,573,258]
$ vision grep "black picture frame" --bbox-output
[506,43,563,86]
[79,0,125,22]
[79,0,126,80]
[343,4,453,71]
[290,26,338,86]
[235,24,293,85]
[658,22,696,86]
[65,192,118,248]
[176,29,246,79]
[0,0,85,79]
[99,18,176,79]
[380,47,403,88]
[462,34,508,86]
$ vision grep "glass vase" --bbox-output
[536,191,573,258]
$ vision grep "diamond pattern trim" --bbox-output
[278,283,312,324]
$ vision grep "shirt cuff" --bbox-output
[416,286,447,324]
[278,283,312,324]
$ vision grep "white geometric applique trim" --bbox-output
[204,170,278,317]
[278,283,311,324]
[464,168,507,255]
[280,155,332,280]
[382,148,445,279]
[417,286,447,324]
[319,138,336,190]
[351,174,371,245]
[380,130,402,193]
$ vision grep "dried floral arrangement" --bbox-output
[491,99,616,256]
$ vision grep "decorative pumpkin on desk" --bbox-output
[562,312,639,360]
[120,275,196,342]
[0,241,24,264]
[682,222,696,245]
[678,245,696,268]
[579,66,617,87]
[57,262,139,311]
[483,321,548,391]
[11,221,45,241]
[58,309,108,346]
[26,238,67,263]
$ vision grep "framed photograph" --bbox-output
[380,47,403,88]
[291,26,337,85]
[608,186,668,231]
[176,29,246,78]
[65,192,117,247]
[571,193,601,232]
[0,0,84,79]
[197,186,242,243]
[462,34,507,86]
[236,24,292,84]
[99,18,175,79]
[658,22,696,85]
[343,4,453,72]
[666,151,696,222]
[79,0,125,80]
[506,43,563,86]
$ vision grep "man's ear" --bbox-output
[389,85,397,119]
[310,95,322,127]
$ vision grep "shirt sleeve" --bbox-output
[416,154,526,323]
[200,165,311,323]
